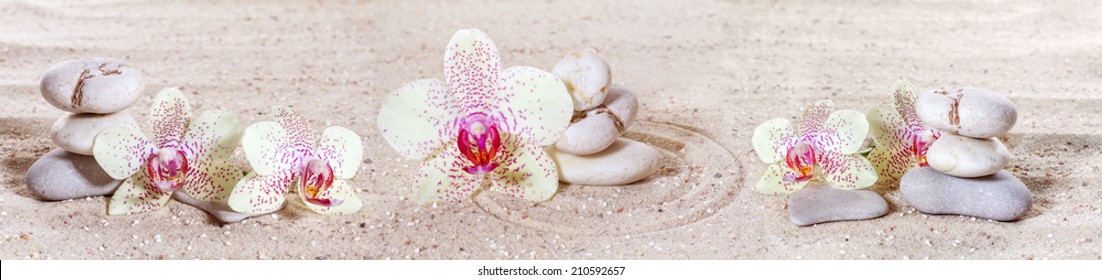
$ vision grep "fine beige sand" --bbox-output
[1,0,1100,260]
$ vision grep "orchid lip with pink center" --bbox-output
[910,127,940,167]
[298,157,342,207]
[783,140,817,182]
[456,113,502,175]
[146,147,189,192]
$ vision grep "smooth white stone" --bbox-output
[788,184,889,226]
[40,57,144,114]
[552,49,612,111]
[50,111,139,156]
[901,167,1031,222]
[554,84,639,155]
[173,192,262,224]
[926,133,1011,178]
[916,87,1017,138]
[26,148,121,201]
[549,138,660,186]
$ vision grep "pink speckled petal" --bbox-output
[493,66,574,146]
[149,88,192,149]
[300,180,362,215]
[489,134,559,202]
[751,118,796,164]
[755,163,809,194]
[227,170,293,214]
[816,109,868,155]
[867,104,915,183]
[797,99,833,136]
[413,145,484,205]
[867,143,913,183]
[241,121,296,176]
[444,29,501,113]
[182,160,243,202]
[891,80,923,126]
[93,123,156,180]
[867,104,908,148]
[819,152,877,190]
[316,126,363,180]
[272,106,316,152]
[377,79,460,160]
[107,171,172,215]
[181,110,242,164]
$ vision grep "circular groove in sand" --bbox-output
[472,121,742,236]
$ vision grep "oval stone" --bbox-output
[50,111,139,156]
[26,148,122,201]
[40,58,144,114]
[788,184,889,226]
[549,138,660,185]
[173,192,261,224]
[554,84,639,155]
[926,133,1011,178]
[900,167,1032,222]
[916,87,1017,138]
[552,49,612,111]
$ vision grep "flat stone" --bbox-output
[552,48,612,111]
[926,133,1011,178]
[26,148,121,201]
[40,57,144,114]
[549,138,660,185]
[173,192,261,224]
[916,87,1017,138]
[554,84,639,155]
[788,184,889,226]
[50,111,139,156]
[900,167,1032,222]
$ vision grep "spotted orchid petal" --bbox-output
[241,121,295,176]
[488,134,559,202]
[377,79,460,160]
[817,109,869,155]
[413,146,485,205]
[273,106,315,153]
[149,88,192,149]
[867,104,912,182]
[299,180,362,215]
[819,151,877,190]
[108,171,172,215]
[316,126,363,180]
[867,140,912,182]
[227,170,294,214]
[891,81,922,126]
[494,66,573,146]
[182,160,242,202]
[445,29,502,113]
[180,110,242,164]
[752,118,796,163]
[755,163,810,194]
[798,100,833,136]
[93,123,156,180]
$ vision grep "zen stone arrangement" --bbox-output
[27,58,143,201]
[901,88,1032,221]
[546,49,661,186]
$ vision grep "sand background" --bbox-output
[1,0,1100,259]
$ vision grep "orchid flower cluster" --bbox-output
[750,80,940,194]
[93,89,364,216]
[377,29,573,204]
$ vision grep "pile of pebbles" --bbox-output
[545,49,661,185]
[26,58,143,201]
[901,87,1032,221]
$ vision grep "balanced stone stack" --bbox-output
[545,49,661,185]
[26,58,144,201]
[901,87,1032,221]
